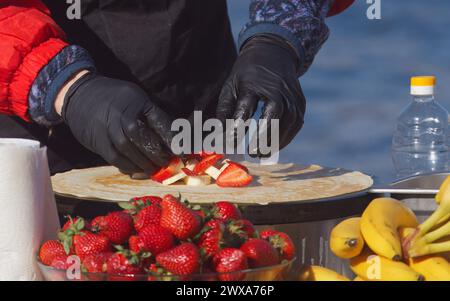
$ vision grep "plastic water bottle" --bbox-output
[392,76,450,179]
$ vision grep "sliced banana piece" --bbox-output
[185,159,199,171]
[205,166,221,180]
[219,161,230,173]
[184,175,211,186]
[162,172,187,185]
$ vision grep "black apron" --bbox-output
[0,0,237,174]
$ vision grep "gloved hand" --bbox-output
[217,34,306,155]
[62,73,174,174]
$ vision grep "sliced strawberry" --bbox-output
[181,168,197,177]
[193,154,224,175]
[216,163,253,187]
[228,161,249,173]
[151,157,184,183]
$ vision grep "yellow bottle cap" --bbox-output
[411,76,436,87]
[410,76,436,95]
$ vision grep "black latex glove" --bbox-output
[62,73,174,174]
[217,34,306,154]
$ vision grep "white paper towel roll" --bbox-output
[0,139,60,280]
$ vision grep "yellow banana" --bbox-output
[407,238,450,257]
[418,176,450,236]
[407,232,450,257]
[350,248,423,281]
[298,266,350,281]
[330,217,364,259]
[422,220,450,243]
[353,276,366,281]
[405,178,450,256]
[435,175,450,204]
[400,228,450,281]
[360,198,418,260]
[407,255,450,281]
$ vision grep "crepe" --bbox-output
[51,162,373,205]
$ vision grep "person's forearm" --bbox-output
[28,45,96,126]
[54,70,91,116]
[0,0,68,122]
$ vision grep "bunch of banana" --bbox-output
[320,194,450,281]
[330,198,418,261]
[404,176,450,258]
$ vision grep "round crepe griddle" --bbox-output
[51,162,373,205]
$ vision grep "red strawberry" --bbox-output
[156,243,200,276]
[91,211,133,245]
[223,219,257,248]
[240,238,280,268]
[129,196,162,207]
[90,216,103,229]
[39,240,67,266]
[260,230,295,260]
[134,204,163,232]
[151,157,183,183]
[198,219,226,258]
[58,217,91,254]
[259,229,277,239]
[106,249,147,281]
[160,194,201,240]
[82,252,114,273]
[213,248,248,281]
[62,216,90,232]
[216,163,253,187]
[134,225,175,256]
[120,198,162,232]
[212,201,242,220]
[72,232,111,261]
[128,235,144,253]
[193,153,224,174]
[147,263,164,281]
[195,209,207,220]
[50,255,70,270]
[227,219,256,241]
[204,219,225,230]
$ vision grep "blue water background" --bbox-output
[227,0,450,183]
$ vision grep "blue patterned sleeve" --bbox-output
[28,45,96,127]
[239,0,333,76]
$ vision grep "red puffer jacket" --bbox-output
[0,0,353,122]
[0,0,67,121]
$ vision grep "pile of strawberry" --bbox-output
[39,194,294,281]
